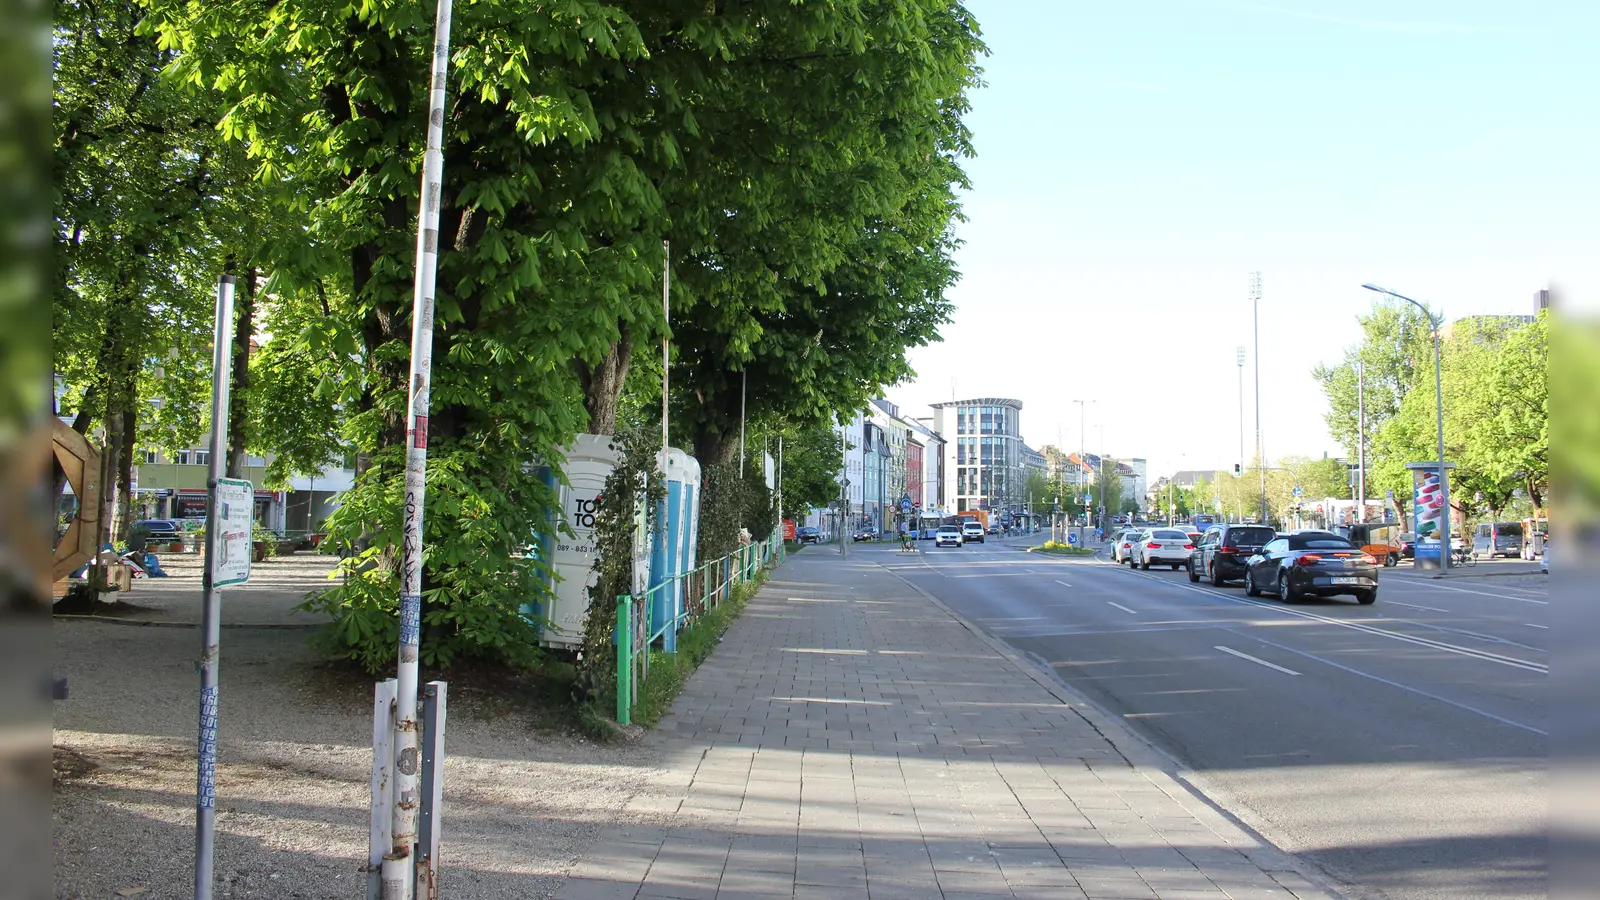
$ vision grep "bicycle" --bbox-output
[1451,547,1476,567]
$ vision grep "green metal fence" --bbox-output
[615,534,786,724]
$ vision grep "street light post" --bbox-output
[1362,284,1449,571]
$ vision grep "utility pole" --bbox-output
[1236,346,1246,476]
[1072,400,1093,542]
[1251,272,1266,523]
[1356,360,1366,523]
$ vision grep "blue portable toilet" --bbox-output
[649,448,703,652]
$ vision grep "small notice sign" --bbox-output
[213,478,254,587]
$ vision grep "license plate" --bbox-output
[1331,576,1359,585]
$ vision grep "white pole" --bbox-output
[662,240,670,466]
[1357,361,1366,523]
[392,1,453,896]
[194,274,236,900]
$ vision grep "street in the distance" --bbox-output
[880,535,1545,900]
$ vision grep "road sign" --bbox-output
[1067,533,1079,545]
[1292,486,1303,498]
[212,477,253,587]
[899,496,913,513]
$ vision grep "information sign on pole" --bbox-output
[212,478,254,587]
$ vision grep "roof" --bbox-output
[928,397,1023,410]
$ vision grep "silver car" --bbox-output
[935,525,964,548]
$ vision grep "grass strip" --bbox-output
[630,572,767,728]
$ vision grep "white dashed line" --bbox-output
[1525,623,1548,629]
[1388,601,1448,613]
[1107,602,1137,615]
[1215,645,1301,676]
[1056,580,1073,588]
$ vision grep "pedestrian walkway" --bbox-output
[555,551,1341,900]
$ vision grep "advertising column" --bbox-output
[1406,461,1455,570]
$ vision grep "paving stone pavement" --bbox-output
[554,550,1344,900]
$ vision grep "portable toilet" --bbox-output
[537,434,620,648]
[649,448,698,652]
[679,453,701,610]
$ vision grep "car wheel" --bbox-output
[1210,563,1227,587]
[1187,561,1200,583]
[1277,572,1298,604]
[1170,563,1180,570]
[1356,589,1377,605]
[1140,558,1150,570]
[1244,569,1260,596]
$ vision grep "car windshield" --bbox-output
[1152,530,1188,540]
[1230,527,1274,544]
[1288,536,1357,550]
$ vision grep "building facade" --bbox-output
[930,398,1025,515]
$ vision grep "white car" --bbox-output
[962,521,986,544]
[1112,529,1145,564]
[1133,528,1195,570]
[935,525,964,548]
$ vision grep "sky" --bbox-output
[888,0,1597,483]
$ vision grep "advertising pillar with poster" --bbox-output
[1406,461,1455,570]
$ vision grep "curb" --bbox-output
[875,559,1353,900]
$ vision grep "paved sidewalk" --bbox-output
[555,551,1342,900]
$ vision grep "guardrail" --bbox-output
[615,534,786,724]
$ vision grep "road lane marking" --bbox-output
[1055,580,1073,587]
[1387,601,1448,613]
[1107,602,1137,615]
[1116,569,1548,674]
[1389,579,1548,604]
[1526,623,1548,629]
[1230,631,1546,736]
[1215,645,1301,676]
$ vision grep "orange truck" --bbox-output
[958,509,989,530]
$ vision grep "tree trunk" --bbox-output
[576,332,632,436]
[93,387,123,591]
[115,396,136,543]
[227,267,255,479]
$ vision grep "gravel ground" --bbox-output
[53,552,664,899]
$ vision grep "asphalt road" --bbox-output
[870,534,1547,900]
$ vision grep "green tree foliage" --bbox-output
[126,0,982,671]
[775,424,844,523]
[1315,302,1548,529]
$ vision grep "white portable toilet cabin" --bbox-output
[535,433,620,649]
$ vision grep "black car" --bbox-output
[1397,533,1416,559]
[796,526,822,544]
[1243,531,1379,604]
[1187,523,1275,586]
[851,529,875,542]
[133,519,184,543]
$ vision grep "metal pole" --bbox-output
[194,274,236,900]
[1357,361,1366,523]
[1251,272,1265,522]
[662,240,670,467]
[1361,284,1449,570]
[416,682,447,900]
[392,2,454,895]
[1432,326,1450,570]
[1236,346,1245,474]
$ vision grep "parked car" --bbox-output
[1397,533,1416,559]
[935,525,964,548]
[1187,523,1275,586]
[1472,522,1525,559]
[1112,529,1144,564]
[851,529,875,542]
[962,521,986,544]
[1243,531,1378,604]
[1132,528,1195,570]
[133,519,183,542]
[796,526,822,544]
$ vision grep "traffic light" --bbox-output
[1234,463,1242,476]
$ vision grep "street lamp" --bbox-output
[1362,283,1450,570]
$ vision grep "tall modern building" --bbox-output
[930,398,1024,514]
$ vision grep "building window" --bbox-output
[144,451,159,464]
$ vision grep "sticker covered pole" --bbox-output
[389,0,454,895]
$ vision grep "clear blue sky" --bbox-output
[892,0,1596,482]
